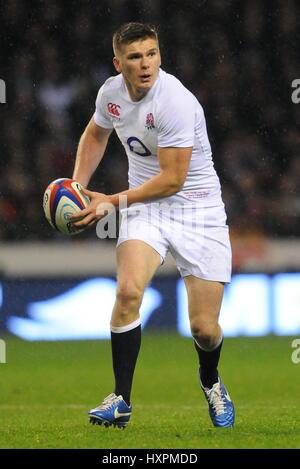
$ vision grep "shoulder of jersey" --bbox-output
[101,74,123,95]
[159,71,196,105]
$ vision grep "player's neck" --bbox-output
[124,79,149,102]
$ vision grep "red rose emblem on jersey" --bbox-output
[145,112,155,130]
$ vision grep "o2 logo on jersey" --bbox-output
[127,137,151,157]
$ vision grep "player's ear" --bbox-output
[113,56,121,73]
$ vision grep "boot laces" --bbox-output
[206,382,226,416]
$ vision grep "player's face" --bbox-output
[113,38,161,101]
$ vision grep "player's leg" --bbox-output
[167,200,233,426]
[89,240,162,428]
[184,276,224,387]
[110,240,161,403]
[184,275,234,427]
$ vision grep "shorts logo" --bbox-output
[145,112,155,130]
[107,102,121,118]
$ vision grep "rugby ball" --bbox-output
[43,178,90,235]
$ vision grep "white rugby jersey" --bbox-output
[93,69,222,204]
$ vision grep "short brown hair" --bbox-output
[113,22,158,55]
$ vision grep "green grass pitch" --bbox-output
[0,334,299,448]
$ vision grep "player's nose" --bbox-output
[141,58,150,69]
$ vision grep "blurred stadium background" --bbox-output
[0,0,300,449]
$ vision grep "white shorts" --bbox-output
[117,200,232,283]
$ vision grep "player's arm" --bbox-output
[72,117,112,187]
[72,146,192,227]
[110,146,192,205]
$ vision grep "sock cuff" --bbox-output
[110,318,141,334]
[193,332,223,352]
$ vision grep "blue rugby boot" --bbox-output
[88,393,132,429]
[200,376,235,428]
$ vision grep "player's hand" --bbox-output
[70,188,114,228]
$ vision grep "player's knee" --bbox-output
[190,321,216,347]
[116,284,143,312]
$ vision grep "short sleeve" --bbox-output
[157,91,195,148]
[93,85,114,129]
